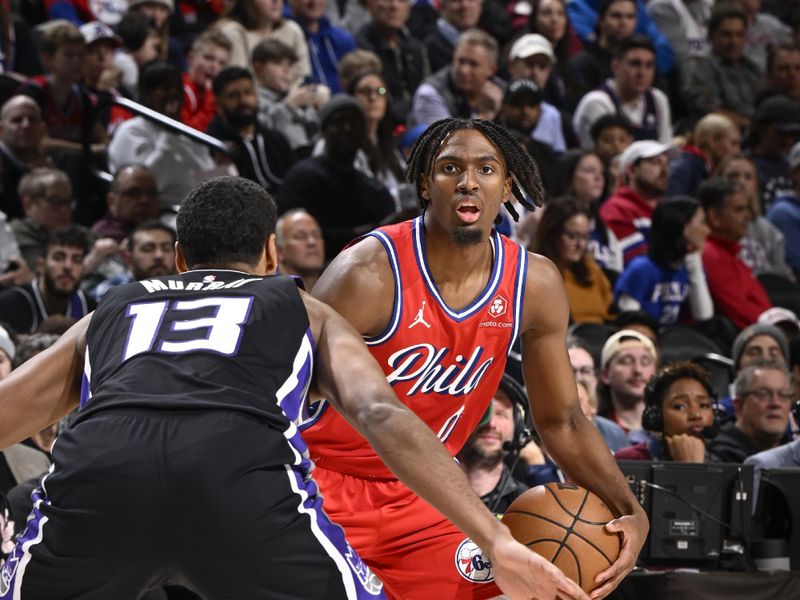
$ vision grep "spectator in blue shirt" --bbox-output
[767,140,800,278]
[615,195,714,326]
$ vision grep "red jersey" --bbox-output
[302,217,528,479]
[181,73,217,133]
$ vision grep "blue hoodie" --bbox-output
[293,14,356,94]
[767,193,800,277]
[567,0,674,74]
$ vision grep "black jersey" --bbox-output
[78,270,313,438]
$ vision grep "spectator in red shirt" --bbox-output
[181,30,231,132]
[599,139,677,265]
[698,176,772,330]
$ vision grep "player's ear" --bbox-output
[175,242,188,273]
[420,176,430,202]
[503,175,512,203]
[265,233,278,274]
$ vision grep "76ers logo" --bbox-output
[455,538,494,583]
[488,295,507,319]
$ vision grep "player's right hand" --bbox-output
[490,532,590,600]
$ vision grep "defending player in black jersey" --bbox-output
[0,176,587,600]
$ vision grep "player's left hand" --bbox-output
[590,509,648,599]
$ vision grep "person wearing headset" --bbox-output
[614,361,721,462]
[458,374,532,515]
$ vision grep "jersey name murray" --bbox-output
[138,276,264,294]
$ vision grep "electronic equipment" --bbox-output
[753,467,800,571]
[617,461,753,568]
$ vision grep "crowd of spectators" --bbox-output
[0,0,799,588]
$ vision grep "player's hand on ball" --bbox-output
[590,509,649,599]
[491,533,590,600]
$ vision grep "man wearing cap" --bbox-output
[570,0,638,101]
[207,67,294,197]
[697,177,773,331]
[408,29,501,129]
[423,0,482,73]
[759,307,800,344]
[747,95,800,210]
[767,140,800,278]
[683,3,761,128]
[598,329,658,444]
[719,322,791,415]
[496,79,558,194]
[81,21,122,93]
[599,139,677,264]
[506,35,566,153]
[573,35,672,149]
[278,95,395,257]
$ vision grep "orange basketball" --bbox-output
[503,482,621,593]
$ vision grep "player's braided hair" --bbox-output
[404,118,544,222]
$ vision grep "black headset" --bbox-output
[642,370,723,437]
[498,372,534,452]
[792,399,800,431]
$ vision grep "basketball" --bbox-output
[503,482,621,593]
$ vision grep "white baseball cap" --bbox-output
[509,34,556,63]
[600,329,657,371]
[80,21,122,48]
[618,140,679,173]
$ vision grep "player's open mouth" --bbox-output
[456,204,481,224]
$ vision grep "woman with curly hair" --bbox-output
[615,361,720,462]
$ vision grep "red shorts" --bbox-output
[314,465,502,600]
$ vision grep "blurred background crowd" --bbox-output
[0,0,799,593]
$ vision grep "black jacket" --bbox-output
[207,117,295,196]
[355,23,430,126]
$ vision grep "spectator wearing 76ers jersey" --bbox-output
[600,140,677,266]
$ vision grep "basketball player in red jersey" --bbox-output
[303,119,648,600]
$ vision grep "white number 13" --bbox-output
[123,296,253,361]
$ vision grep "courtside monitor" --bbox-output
[754,467,800,570]
[616,461,753,567]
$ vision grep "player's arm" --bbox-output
[0,314,89,449]
[311,236,395,336]
[520,254,648,599]
[302,292,589,600]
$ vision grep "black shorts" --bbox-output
[0,409,385,600]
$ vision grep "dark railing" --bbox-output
[88,95,231,182]
[109,97,230,155]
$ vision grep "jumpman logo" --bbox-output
[409,301,431,329]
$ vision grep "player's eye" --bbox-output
[442,164,458,173]
[479,166,494,175]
